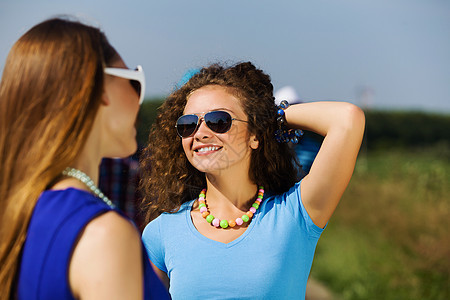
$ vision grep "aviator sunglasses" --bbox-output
[104,65,145,104]
[175,110,248,138]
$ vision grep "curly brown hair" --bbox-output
[140,62,300,222]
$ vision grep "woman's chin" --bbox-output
[106,142,138,159]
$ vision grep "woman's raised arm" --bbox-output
[284,101,365,228]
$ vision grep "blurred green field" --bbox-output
[310,145,449,300]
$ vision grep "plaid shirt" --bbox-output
[99,157,143,230]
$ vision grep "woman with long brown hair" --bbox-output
[140,62,365,299]
[0,17,168,299]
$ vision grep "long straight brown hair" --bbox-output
[0,17,118,298]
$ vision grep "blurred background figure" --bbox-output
[99,153,144,229]
[274,86,323,176]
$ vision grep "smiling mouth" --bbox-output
[194,146,222,153]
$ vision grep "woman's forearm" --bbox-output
[284,101,365,138]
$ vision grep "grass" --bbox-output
[310,145,450,300]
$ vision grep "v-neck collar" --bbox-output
[184,199,262,249]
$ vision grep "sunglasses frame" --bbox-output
[175,110,248,138]
[104,65,145,104]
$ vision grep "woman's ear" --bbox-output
[101,74,115,105]
[250,135,259,150]
[101,89,110,105]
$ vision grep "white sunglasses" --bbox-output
[104,65,145,104]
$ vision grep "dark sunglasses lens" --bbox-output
[176,115,199,137]
[130,80,141,97]
[205,111,232,133]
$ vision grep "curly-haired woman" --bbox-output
[141,62,365,299]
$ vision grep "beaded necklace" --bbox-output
[198,186,264,229]
[62,167,115,208]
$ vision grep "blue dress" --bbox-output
[17,188,169,300]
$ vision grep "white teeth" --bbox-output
[197,146,219,152]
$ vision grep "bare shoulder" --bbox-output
[74,211,142,257]
[69,211,144,299]
[82,210,140,243]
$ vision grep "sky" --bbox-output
[1,0,449,112]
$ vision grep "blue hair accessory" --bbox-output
[176,68,201,88]
[275,100,304,144]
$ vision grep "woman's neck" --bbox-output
[205,173,258,211]
[51,141,102,191]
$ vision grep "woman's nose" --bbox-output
[194,118,212,139]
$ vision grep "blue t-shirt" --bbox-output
[18,188,169,300]
[142,181,324,299]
